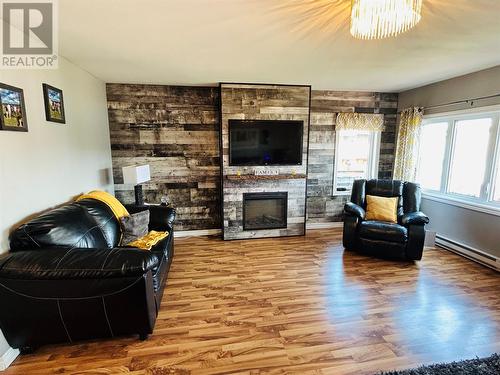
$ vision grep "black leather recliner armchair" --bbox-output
[0,198,175,353]
[343,179,429,261]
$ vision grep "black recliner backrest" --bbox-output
[402,182,421,213]
[351,179,366,207]
[351,179,404,217]
[9,199,121,252]
[76,199,122,248]
[351,179,422,217]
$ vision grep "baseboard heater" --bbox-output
[435,235,499,272]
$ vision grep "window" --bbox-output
[417,122,448,191]
[334,130,380,193]
[417,108,500,209]
[448,118,492,198]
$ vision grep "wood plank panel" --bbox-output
[106,84,220,231]
[307,91,399,224]
[106,84,398,232]
[5,229,499,374]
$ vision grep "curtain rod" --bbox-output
[399,93,500,113]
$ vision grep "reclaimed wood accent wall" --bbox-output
[106,84,397,232]
[307,91,399,224]
[106,84,220,231]
[220,83,311,240]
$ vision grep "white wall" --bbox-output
[0,57,113,366]
[398,65,500,260]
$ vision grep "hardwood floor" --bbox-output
[5,229,500,374]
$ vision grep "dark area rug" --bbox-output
[377,354,500,375]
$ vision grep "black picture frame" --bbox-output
[42,83,65,123]
[0,83,28,132]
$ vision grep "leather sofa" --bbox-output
[0,199,175,353]
[343,179,429,261]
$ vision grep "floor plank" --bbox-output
[5,229,500,374]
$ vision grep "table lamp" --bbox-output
[122,164,151,206]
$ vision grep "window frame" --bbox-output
[487,119,500,202]
[418,105,500,215]
[332,129,381,196]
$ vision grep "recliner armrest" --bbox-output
[344,202,365,220]
[0,247,159,280]
[401,211,429,226]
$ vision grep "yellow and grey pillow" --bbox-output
[120,210,150,245]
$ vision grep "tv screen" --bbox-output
[229,120,303,166]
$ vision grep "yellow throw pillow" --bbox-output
[127,230,169,251]
[365,195,398,223]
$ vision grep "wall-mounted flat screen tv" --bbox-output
[229,120,303,166]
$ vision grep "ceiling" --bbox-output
[58,0,500,92]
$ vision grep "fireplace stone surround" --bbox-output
[220,83,311,240]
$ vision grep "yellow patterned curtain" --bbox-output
[393,107,423,181]
[336,113,385,131]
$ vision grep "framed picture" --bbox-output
[42,84,65,123]
[0,83,28,132]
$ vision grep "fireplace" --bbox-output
[243,192,288,230]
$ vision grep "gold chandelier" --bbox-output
[350,0,423,40]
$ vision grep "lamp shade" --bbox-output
[122,165,151,185]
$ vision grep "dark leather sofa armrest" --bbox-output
[401,211,429,226]
[0,247,159,280]
[148,205,176,232]
[125,204,176,232]
[344,202,365,220]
